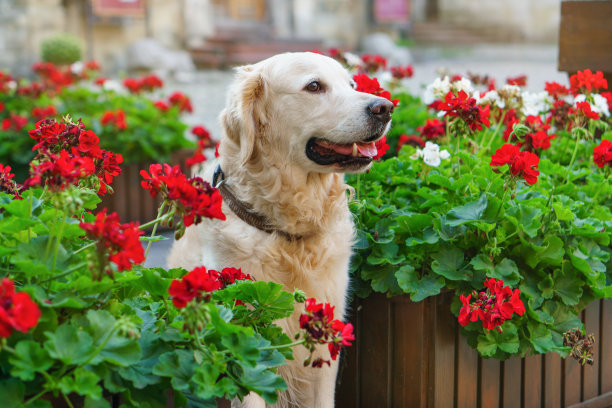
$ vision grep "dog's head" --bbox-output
[220,52,393,173]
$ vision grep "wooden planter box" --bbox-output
[559,0,612,83]
[98,149,193,225]
[334,293,612,407]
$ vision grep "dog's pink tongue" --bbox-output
[356,142,377,158]
[328,143,354,155]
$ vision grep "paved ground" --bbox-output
[146,42,567,269]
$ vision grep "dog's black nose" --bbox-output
[367,99,394,122]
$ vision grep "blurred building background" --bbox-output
[0,0,561,75]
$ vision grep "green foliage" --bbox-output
[41,33,82,65]
[0,186,296,406]
[349,91,612,359]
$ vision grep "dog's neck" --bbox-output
[218,156,349,238]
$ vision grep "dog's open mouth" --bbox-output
[306,138,376,168]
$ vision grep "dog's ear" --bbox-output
[221,65,267,165]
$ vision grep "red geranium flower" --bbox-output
[490,144,540,185]
[169,266,222,308]
[140,163,225,227]
[154,100,169,112]
[0,278,41,338]
[574,101,600,121]
[390,65,414,79]
[0,163,20,196]
[437,90,490,131]
[1,115,28,132]
[506,75,527,87]
[593,139,612,169]
[80,210,144,273]
[545,82,570,100]
[526,130,552,151]
[569,69,608,95]
[26,149,96,190]
[397,134,425,151]
[168,92,193,113]
[374,136,390,160]
[100,110,127,130]
[353,73,399,106]
[31,106,57,121]
[215,267,253,289]
[417,118,446,140]
[360,54,387,73]
[458,278,524,332]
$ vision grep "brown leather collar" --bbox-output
[213,165,303,241]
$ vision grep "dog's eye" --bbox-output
[305,81,322,93]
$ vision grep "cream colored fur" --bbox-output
[168,52,391,408]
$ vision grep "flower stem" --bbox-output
[258,339,305,351]
[24,390,47,406]
[61,391,75,408]
[484,110,506,152]
[144,201,167,258]
[50,213,68,273]
[565,132,582,184]
[39,262,88,285]
[74,241,96,254]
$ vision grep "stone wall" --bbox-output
[437,0,560,42]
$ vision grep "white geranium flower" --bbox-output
[423,76,451,105]
[521,91,550,116]
[102,79,123,93]
[421,141,451,167]
[575,94,610,117]
[70,61,84,75]
[454,77,474,95]
[343,52,363,68]
[480,90,504,109]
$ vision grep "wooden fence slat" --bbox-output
[127,165,142,222]
[601,300,612,393]
[480,358,500,408]
[583,301,601,400]
[335,299,359,407]
[502,358,522,408]
[543,353,562,408]
[564,356,582,406]
[524,354,542,407]
[359,295,390,407]
[456,333,478,408]
[392,299,425,408]
[433,294,455,408]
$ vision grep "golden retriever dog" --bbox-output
[168,52,393,408]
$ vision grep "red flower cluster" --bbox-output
[140,163,225,227]
[31,62,75,93]
[0,278,41,338]
[27,119,123,194]
[436,90,490,131]
[390,65,414,80]
[168,92,194,113]
[397,134,425,151]
[458,278,525,331]
[153,100,169,112]
[123,74,164,93]
[417,118,446,140]
[545,82,570,100]
[31,105,57,121]
[186,125,214,167]
[0,163,20,196]
[353,73,399,106]
[573,101,600,122]
[169,266,253,308]
[299,298,355,366]
[100,110,128,130]
[522,115,555,151]
[593,139,612,169]
[506,75,527,87]
[1,115,28,132]
[374,136,390,160]
[490,144,540,185]
[360,54,387,73]
[80,210,144,272]
[569,69,608,95]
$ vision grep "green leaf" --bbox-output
[238,362,287,405]
[525,235,565,268]
[139,268,172,298]
[394,213,434,235]
[527,322,555,353]
[361,264,402,294]
[553,202,575,222]
[553,268,583,306]
[221,332,261,367]
[445,194,488,226]
[396,265,445,301]
[366,242,405,265]
[85,310,142,366]
[59,368,103,399]
[476,323,520,357]
[431,246,467,280]
[0,379,24,408]
[44,323,96,365]
[507,205,542,238]
[9,340,54,381]
[470,255,521,286]
[152,350,197,391]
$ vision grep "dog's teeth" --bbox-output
[352,143,358,157]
